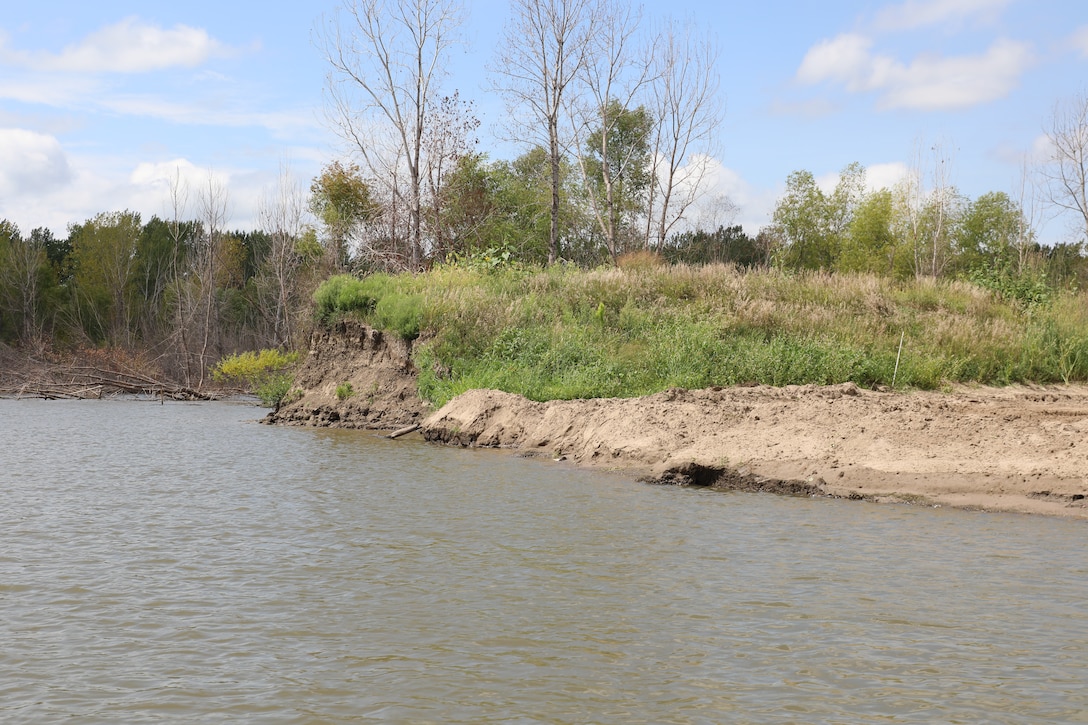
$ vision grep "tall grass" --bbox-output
[313,264,1088,406]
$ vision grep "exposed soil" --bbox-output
[422,384,1088,519]
[264,320,430,429]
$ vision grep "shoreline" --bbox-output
[255,321,1087,519]
[417,384,1088,519]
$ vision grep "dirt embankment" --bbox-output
[269,322,1088,518]
[265,320,430,429]
[422,384,1088,519]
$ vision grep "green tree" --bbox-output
[662,225,765,267]
[772,163,866,271]
[838,188,908,277]
[68,211,143,345]
[771,170,830,270]
[131,216,193,341]
[0,220,22,341]
[433,153,508,257]
[954,191,1025,273]
[582,100,653,261]
[309,161,376,271]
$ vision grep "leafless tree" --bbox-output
[1014,154,1041,274]
[492,0,599,263]
[319,0,464,269]
[421,91,480,259]
[258,164,309,348]
[1042,90,1088,243]
[163,169,200,385]
[193,176,231,387]
[569,0,653,261]
[0,226,45,344]
[644,20,723,248]
[897,140,959,278]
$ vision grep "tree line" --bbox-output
[316,0,724,269]
[0,173,322,385]
[4,0,1088,378]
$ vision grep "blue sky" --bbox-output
[1,0,1086,244]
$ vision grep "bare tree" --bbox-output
[258,164,309,348]
[644,20,723,248]
[1042,90,1088,243]
[492,0,599,263]
[570,0,653,261]
[421,91,480,259]
[1014,154,1041,274]
[164,168,200,385]
[0,223,45,344]
[193,176,231,387]
[319,0,464,269]
[897,140,959,278]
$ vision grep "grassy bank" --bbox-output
[314,262,1088,407]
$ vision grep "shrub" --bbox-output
[373,292,424,340]
[213,349,300,407]
[336,382,354,400]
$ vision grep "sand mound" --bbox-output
[422,383,1088,518]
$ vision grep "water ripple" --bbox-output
[1,400,1086,723]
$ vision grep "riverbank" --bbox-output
[267,319,1088,518]
[420,383,1088,518]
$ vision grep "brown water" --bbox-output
[1,399,1086,724]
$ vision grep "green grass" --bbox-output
[312,263,1088,407]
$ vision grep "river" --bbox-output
[1,399,1086,723]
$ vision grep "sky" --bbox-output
[1,0,1086,245]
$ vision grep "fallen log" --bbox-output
[387,423,421,440]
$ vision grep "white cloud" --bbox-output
[0,128,72,197]
[815,163,908,196]
[99,95,319,137]
[797,34,1034,111]
[680,157,780,233]
[0,17,232,73]
[1072,26,1088,57]
[881,39,1033,110]
[873,0,1013,32]
[797,34,874,88]
[129,158,228,194]
[866,162,910,192]
[0,74,104,106]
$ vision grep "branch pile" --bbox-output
[0,343,210,401]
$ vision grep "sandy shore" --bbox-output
[421,383,1088,519]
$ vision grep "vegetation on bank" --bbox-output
[212,349,300,407]
[313,259,1088,407]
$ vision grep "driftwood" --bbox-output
[386,423,421,439]
[0,351,211,401]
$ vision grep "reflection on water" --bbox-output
[2,399,1086,723]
